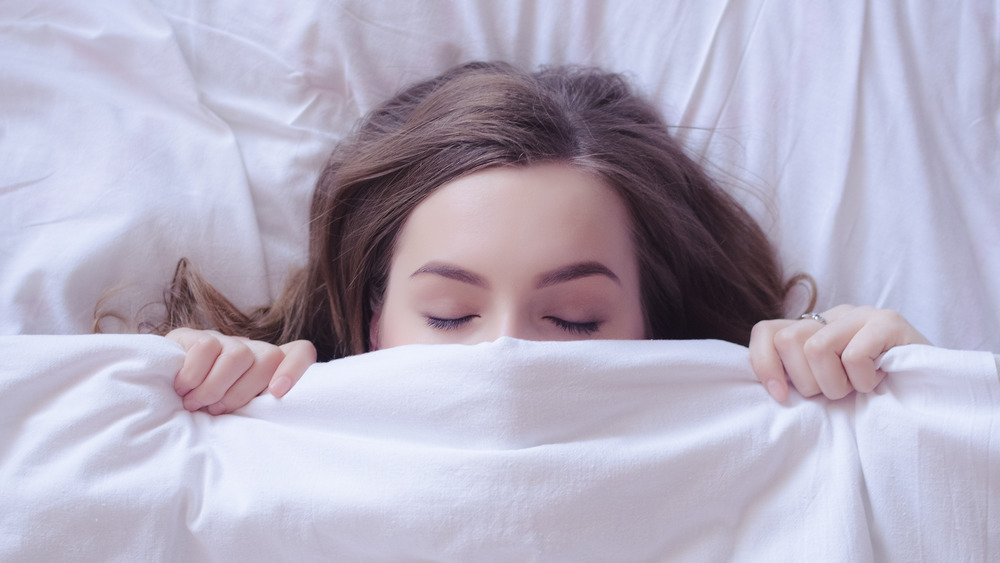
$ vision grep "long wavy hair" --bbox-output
[145,61,808,361]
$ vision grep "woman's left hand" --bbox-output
[749,305,931,402]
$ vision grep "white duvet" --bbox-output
[1,336,996,561]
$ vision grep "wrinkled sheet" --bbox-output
[2,2,999,560]
[1,1,999,350]
[0,335,997,561]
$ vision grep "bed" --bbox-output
[1,0,998,560]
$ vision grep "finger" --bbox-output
[207,340,286,415]
[840,309,922,392]
[182,337,255,412]
[785,304,862,399]
[801,304,856,325]
[799,306,879,399]
[802,329,855,400]
[842,334,887,394]
[804,305,932,398]
[268,340,317,398]
[166,328,223,396]
[749,320,795,401]
[771,321,825,398]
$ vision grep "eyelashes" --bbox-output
[544,316,600,336]
[425,315,478,330]
[425,315,601,335]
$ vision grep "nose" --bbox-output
[489,311,534,341]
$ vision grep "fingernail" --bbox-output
[269,376,292,398]
[766,380,785,401]
[175,386,192,397]
[207,402,227,415]
[183,398,202,412]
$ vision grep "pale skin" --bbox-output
[168,163,930,414]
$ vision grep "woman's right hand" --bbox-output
[166,328,317,415]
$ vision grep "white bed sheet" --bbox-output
[1,0,998,350]
[1,335,997,561]
[1,2,999,559]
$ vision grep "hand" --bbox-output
[166,328,317,415]
[749,305,931,402]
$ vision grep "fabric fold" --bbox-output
[1,335,996,561]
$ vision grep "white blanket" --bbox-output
[1,336,996,561]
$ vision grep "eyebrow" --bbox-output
[410,263,489,287]
[409,260,620,289]
[535,261,621,289]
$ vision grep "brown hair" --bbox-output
[148,61,809,361]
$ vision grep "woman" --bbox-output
[158,61,929,415]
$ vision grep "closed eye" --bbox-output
[545,316,601,336]
[426,315,478,330]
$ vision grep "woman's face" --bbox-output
[371,163,646,348]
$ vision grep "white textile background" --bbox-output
[1,1,998,349]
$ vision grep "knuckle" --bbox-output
[225,344,255,367]
[257,346,286,368]
[801,336,828,362]
[772,328,802,353]
[246,339,285,365]
[874,308,905,326]
[191,334,223,356]
[840,348,870,371]
[751,320,778,338]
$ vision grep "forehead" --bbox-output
[392,163,636,274]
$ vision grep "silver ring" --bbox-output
[799,312,827,325]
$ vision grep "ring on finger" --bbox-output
[799,312,828,325]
